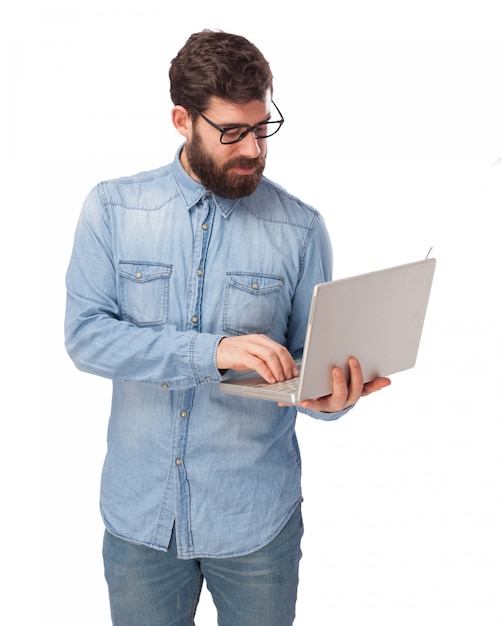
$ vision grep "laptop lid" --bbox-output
[219,257,436,404]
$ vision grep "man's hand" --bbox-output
[216,335,299,384]
[282,357,391,413]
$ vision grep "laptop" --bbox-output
[219,257,436,404]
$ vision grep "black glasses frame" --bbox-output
[193,101,285,144]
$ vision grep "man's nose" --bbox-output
[236,131,262,159]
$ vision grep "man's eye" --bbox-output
[254,124,269,138]
[224,127,244,138]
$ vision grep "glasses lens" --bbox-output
[221,121,283,144]
[254,121,283,138]
[221,127,248,144]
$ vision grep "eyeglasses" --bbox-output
[194,101,284,144]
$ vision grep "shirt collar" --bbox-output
[171,145,244,219]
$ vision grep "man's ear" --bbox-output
[171,106,192,138]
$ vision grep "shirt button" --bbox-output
[205,376,212,383]
[197,269,203,277]
[180,410,188,418]
[175,459,183,466]
[252,283,259,290]
[135,272,142,279]
[202,223,209,231]
[161,383,169,390]
[191,316,199,324]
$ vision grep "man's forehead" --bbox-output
[205,94,272,121]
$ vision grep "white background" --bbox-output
[1,1,500,624]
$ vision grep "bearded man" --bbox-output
[65,29,389,626]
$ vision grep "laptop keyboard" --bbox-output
[250,377,299,392]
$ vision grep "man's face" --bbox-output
[181,97,270,199]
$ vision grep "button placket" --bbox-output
[190,196,215,331]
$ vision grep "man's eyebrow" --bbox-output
[221,112,272,127]
[258,112,272,123]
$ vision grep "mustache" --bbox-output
[223,155,265,171]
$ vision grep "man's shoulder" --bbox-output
[99,163,174,190]
[248,176,321,225]
[95,163,176,209]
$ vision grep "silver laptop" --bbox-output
[219,257,436,404]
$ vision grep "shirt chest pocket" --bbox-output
[223,272,284,336]
[119,261,173,327]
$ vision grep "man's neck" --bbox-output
[179,147,201,184]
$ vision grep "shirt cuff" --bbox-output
[189,333,226,385]
[298,403,355,422]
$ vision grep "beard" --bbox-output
[184,129,266,199]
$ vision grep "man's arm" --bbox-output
[65,186,222,389]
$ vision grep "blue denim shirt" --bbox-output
[65,146,351,559]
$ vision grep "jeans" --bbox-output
[102,504,303,626]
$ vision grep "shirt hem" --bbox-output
[101,497,303,559]
[176,498,303,560]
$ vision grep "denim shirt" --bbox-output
[65,146,351,559]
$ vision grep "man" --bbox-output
[65,30,390,625]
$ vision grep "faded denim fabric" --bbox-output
[103,504,303,625]
[65,146,351,559]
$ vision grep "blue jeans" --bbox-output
[102,504,303,625]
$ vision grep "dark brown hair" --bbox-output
[169,30,273,115]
